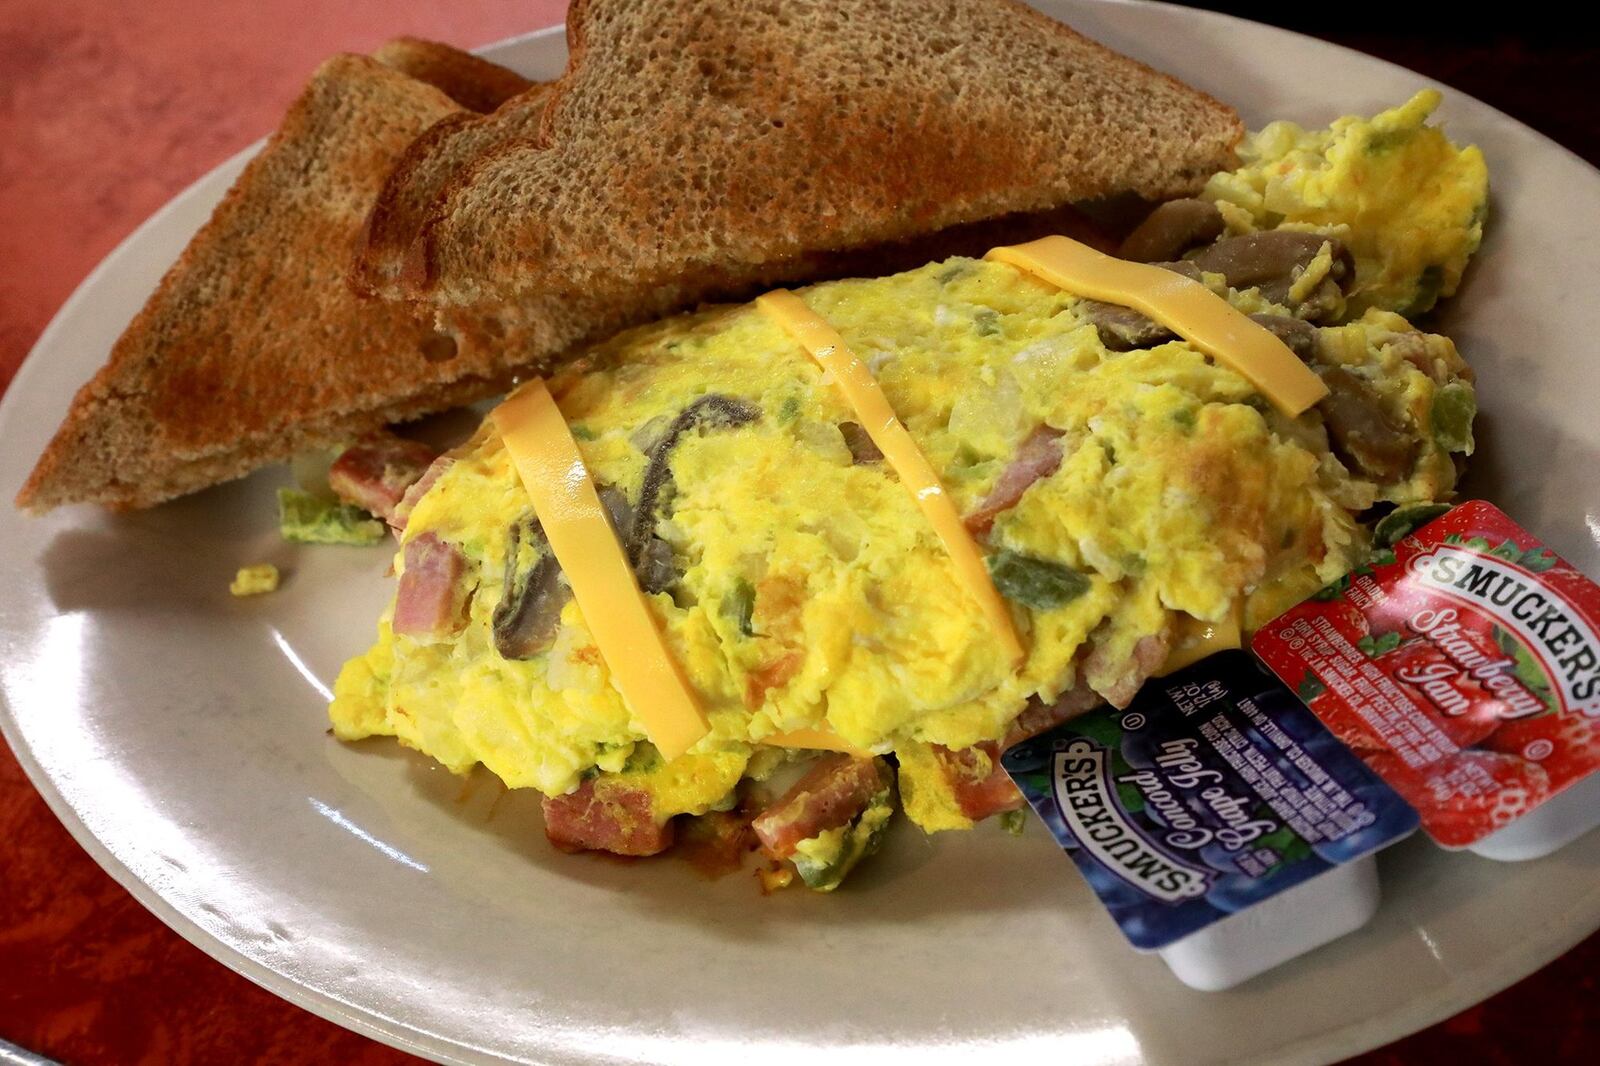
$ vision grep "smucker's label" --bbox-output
[1252,501,1600,848]
[1002,651,1417,951]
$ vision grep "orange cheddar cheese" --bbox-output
[491,380,710,761]
[757,289,1025,666]
[987,235,1328,417]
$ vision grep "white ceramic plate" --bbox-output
[3,3,1599,1064]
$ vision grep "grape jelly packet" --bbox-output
[1002,650,1417,989]
[1252,501,1600,859]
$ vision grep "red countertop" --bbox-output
[0,2,1594,1063]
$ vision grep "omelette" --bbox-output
[329,95,1487,890]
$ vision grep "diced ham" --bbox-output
[753,755,888,859]
[542,777,674,856]
[1003,684,1105,748]
[390,455,453,531]
[328,431,438,522]
[965,425,1065,536]
[391,533,467,638]
[1086,632,1171,709]
[929,741,1025,821]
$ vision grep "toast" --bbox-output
[16,54,532,511]
[363,0,1243,326]
[353,85,553,297]
[372,36,535,113]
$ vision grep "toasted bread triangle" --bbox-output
[353,85,554,297]
[366,0,1242,320]
[16,53,533,511]
[373,36,536,113]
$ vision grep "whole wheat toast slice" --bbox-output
[372,36,535,113]
[364,0,1242,322]
[353,83,554,297]
[16,54,537,512]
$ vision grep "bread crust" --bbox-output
[16,53,535,511]
[353,86,553,297]
[364,0,1242,317]
[372,37,534,113]
[20,4,1246,512]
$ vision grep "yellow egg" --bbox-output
[1203,89,1488,316]
[331,101,1484,837]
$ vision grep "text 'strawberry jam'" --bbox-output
[1252,501,1600,851]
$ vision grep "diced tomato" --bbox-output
[930,741,1024,821]
[541,777,674,856]
[743,650,804,709]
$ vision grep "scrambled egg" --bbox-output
[1204,90,1487,316]
[332,262,1473,829]
[329,98,1486,846]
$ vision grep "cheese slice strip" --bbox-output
[757,290,1024,665]
[491,380,709,761]
[987,235,1329,417]
[765,727,872,757]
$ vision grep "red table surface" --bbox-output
[1,2,1595,1063]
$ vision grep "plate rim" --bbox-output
[2,8,1597,1066]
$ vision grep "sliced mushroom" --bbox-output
[1080,293,1327,359]
[634,538,678,596]
[626,394,761,593]
[1317,367,1419,483]
[1078,234,1345,355]
[1248,313,1321,360]
[1118,198,1225,263]
[838,421,884,464]
[1189,231,1337,288]
[1154,258,1205,283]
[1188,231,1354,321]
[597,485,633,536]
[491,398,762,657]
[1079,300,1176,351]
[1290,276,1348,323]
[491,514,570,660]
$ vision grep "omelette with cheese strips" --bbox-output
[330,95,1486,890]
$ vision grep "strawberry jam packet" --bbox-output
[1252,501,1600,852]
[1001,651,1417,959]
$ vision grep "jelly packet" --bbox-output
[1252,501,1600,859]
[1002,650,1417,989]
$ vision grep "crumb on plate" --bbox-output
[230,563,280,597]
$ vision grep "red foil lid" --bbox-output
[1251,501,1600,848]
